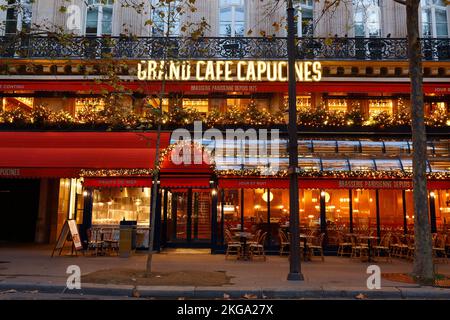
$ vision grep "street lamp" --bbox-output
[287,0,304,281]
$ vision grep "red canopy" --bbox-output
[0,132,171,178]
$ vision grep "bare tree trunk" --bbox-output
[406,0,434,285]
[146,2,171,276]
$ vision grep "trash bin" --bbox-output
[119,220,137,258]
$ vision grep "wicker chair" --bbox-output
[249,232,267,261]
[350,234,368,259]
[337,232,352,257]
[373,233,392,262]
[225,229,242,260]
[278,229,290,256]
[308,233,325,262]
[433,234,448,263]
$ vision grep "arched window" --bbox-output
[219,0,245,37]
[421,0,448,38]
[353,0,381,37]
[85,0,113,36]
[4,0,32,35]
[295,0,313,37]
[151,0,180,36]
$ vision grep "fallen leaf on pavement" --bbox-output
[355,293,368,299]
[243,293,258,299]
[178,297,185,300]
[24,290,39,294]
[132,288,140,298]
[0,289,17,294]
[223,293,230,299]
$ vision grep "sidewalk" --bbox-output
[0,245,449,299]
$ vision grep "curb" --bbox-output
[1,282,449,299]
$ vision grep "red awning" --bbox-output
[83,177,153,188]
[218,177,450,190]
[1,80,449,94]
[0,132,171,178]
[160,176,212,188]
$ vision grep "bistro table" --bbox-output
[358,236,379,262]
[235,232,254,260]
[299,234,315,261]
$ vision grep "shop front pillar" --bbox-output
[162,189,168,247]
[80,188,93,246]
[402,190,408,235]
[211,187,218,253]
[153,186,162,252]
[319,190,327,244]
[429,191,437,233]
[348,189,353,233]
[375,190,381,238]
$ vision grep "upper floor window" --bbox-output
[295,0,313,37]
[85,0,113,36]
[421,0,448,38]
[4,0,32,35]
[219,0,245,37]
[353,0,381,37]
[151,0,180,36]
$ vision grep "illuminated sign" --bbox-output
[137,60,322,82]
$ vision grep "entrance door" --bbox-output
[169,189,211,245]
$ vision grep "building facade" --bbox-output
[0,0,449,252]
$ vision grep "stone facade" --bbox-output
[1,0,448,38]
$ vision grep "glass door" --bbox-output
[191,191,211,242]
[169,189,212,244]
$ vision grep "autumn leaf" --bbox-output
[355,293,368,300]
[247,29,253,35]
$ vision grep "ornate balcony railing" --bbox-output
[0,36,449,61]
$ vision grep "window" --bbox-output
[151,0,180,36]
[85,0,113,36]
[219,0,245,37]
[353,0,381,37]
[295,0,313,37]
[4,0,32,35]
[421,0,448,38]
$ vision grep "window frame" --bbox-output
[420,0,449,38]
[85,0,114,37]
[219,0,245,37]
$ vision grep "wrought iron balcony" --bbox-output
[0,36,449,61]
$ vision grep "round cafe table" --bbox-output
[358,236,379,262]
[235,232,254,260]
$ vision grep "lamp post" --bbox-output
[287,0,303,281]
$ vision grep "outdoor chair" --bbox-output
[308,233,325,262]
[86,227,104,256]
[373,233,392,262]
[405,234,415,261]
[225,229,242,260]
[350,234,368,259]
[278,229,290,256]
[337,232,352,257]
[433,234,448,263]
[249,231,267,261]
[246,229,262,247]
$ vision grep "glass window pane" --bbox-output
[321,159,350,171]
[352,189,378,234]
[432,140,450,157]
[298,157,321,171]
[383,141,410,154]
[375,159,402,171]
[337,141,360,153]
[86,8,99,35]
[349,159,375,171]
[312,140,337,153]
[360,141,383,154]
[429,160,450,172]
[379,190,404,234]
